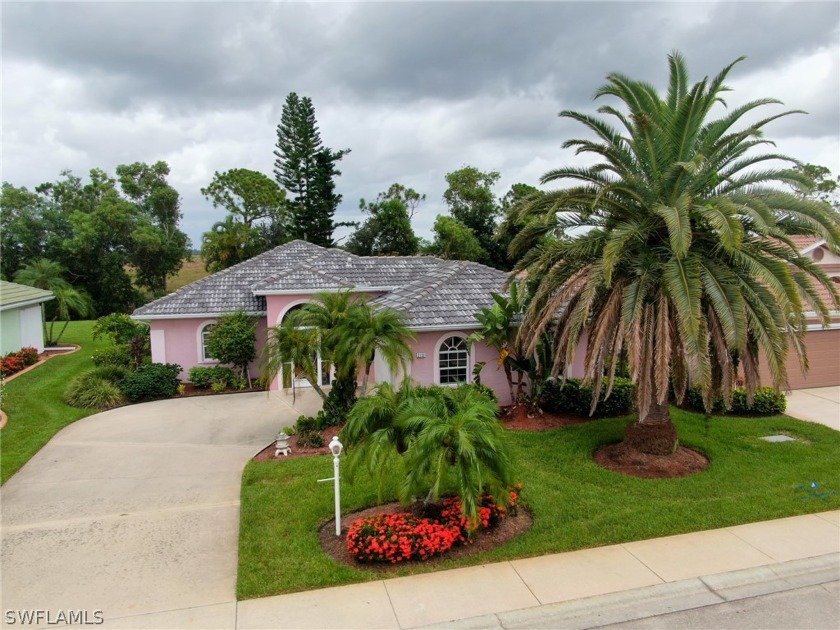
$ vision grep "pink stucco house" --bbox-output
[131,240,517,405]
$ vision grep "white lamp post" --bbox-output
[317,436,344,536]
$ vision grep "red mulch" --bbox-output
[594,442,709,478]
[252,425,342,460]
[500,404,593,431]
[319,501,533,572]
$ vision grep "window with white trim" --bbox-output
[200,324,215,362]
[438,336,468,384]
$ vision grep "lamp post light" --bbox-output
[318,436,344,536]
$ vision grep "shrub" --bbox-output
[684,386,786,416]
[297,429,324,448]
[211,381,227,393]
[540,377,634,417]
[205,311,257,379]
[0,355,25,376]
[64,373,126,410]
[93,313,148,345]
[295,415,318,433]
[120,363,182,403]
[18,347,39,366]
[738,388,786,415]
[459,382,498,404]
[88,365,130,386]
[92,314,150,368]
[91,345,132,369]
[188,366,234,389]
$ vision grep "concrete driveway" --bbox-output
[786,386,840,431]
[1,392,296,627]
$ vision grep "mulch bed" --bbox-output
[500,404,594,431]
[594,442,710,478]
[319,501,533,572]
[252,425,342,460]
[177,382,264,398]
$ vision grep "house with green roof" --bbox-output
[0,281,54,355]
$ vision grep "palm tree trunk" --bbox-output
[309,377,328,401]
[361,363,371,397]
[624,372,678,455]
[503,362,516,407]
[55,320,70,346]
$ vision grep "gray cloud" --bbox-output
[2,1,838,245]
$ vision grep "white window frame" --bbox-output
[197,320,218,364]
[434,332,471,386]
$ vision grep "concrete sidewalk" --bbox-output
[786,386,840,431]
[96,510,839,629]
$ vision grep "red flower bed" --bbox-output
[347,486,523,564]
[0,347,40,377]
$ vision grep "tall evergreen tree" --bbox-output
[273,93,350,246]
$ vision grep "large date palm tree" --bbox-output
[511,53,840,455]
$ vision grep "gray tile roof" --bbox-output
[132,240,507,328]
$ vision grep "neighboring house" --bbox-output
[759,236,840,389]
[131,240,515,404]
[0,281,54,355]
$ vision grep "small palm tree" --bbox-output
[512,53,840,455]
[295,290,360,377]
[260,317,327,399]
[340,380,423,497]
[468,282,526,404]
[14,258,93,346]
[401,386,513,526]
[334,304,415,396]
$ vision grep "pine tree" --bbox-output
[273,93,349,246]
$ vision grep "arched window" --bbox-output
[438,336,468,384]
[281,303,307,323]
[199,322,216,363]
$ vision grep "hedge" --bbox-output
[684,386,786,416]
[540,377,634,417]
[120,363,182,403]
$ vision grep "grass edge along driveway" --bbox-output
[1,321,106,484]
[237,408,840,599]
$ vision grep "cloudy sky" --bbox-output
[3,1,838,246]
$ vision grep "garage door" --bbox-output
[759,329,840,389]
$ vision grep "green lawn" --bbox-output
[1,321,106,484]
[238,408,840,599]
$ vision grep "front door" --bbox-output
[288,354,333,388]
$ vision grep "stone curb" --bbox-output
[425,553,840,629]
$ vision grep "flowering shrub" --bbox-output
[18,347,39,366]
[347,485,523,564]
[0,354,25,376]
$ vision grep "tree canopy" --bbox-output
[1,163,190,313]
[346,184,421,256]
